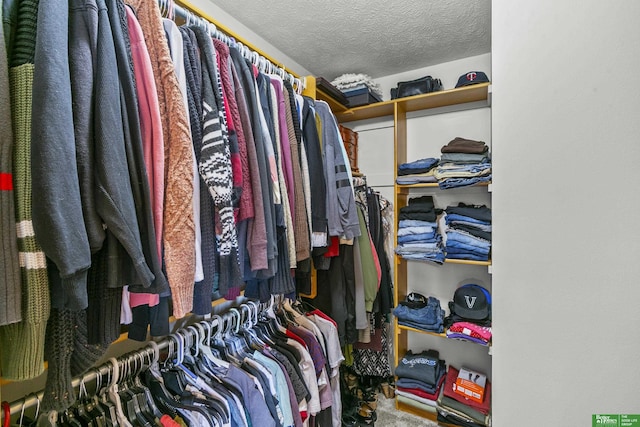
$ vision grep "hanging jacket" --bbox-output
[107,0,168,294]
[31,0,92,310]
[314,101,361,241]
[192,26,243,299]
[214,40,253,223]
[181,26,218,315]
[301,97,328,250]
[283,81,311,262]
[229,46,277,277]
[230,57,268,273]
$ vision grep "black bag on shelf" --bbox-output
[391,75,443,99]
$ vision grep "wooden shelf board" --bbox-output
[397,323,447,339]
[315,88,349,114]
[337,99,396,122]
[444,258,492,266]
[336,83,490,123]
[394,254,491,267]
[397,323,492,348]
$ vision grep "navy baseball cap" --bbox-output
[455,71,490,88]
[453,284,491,320]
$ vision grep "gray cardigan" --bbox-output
[31,0,153,310]
[315,101,361,240]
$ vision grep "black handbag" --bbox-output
[391,75,443,99]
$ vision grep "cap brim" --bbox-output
[459,79,490,88]
[454,304,489,320]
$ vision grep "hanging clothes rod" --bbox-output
[3,341,164,417]
[2,299,270,417]
[2,311,227,417]
[167,0,306,91]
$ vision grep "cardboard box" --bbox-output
[453,367,486,404]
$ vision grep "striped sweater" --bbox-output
[0,5,21,326]
[192,27,242,299]
[0,0,50,381]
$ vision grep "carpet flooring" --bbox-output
[375,395,439,427]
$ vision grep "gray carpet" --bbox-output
[375,395,439,427]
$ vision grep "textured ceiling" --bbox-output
[209,0,491,80]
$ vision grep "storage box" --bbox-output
[339,125,359,172]
[316,77,349,107]
[342,85,382,107]
[453,367,486,404]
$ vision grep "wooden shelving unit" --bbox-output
[329,83,490,123]
[331,83,492,424]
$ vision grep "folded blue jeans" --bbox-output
[446,230,490,247]
[446,241,490,255]
[445,213,491,227]
[446,252,489,262]
[394,299,444,326]
[399,219,437,228]
[398,157,439,171]
[439,175,492,189]
[397,231,438,243]
[398,319,444,333]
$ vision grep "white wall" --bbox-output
[492,1,640,426]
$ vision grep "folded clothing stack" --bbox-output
[330,73,383,98]
[395,349,446,413]
[435,137,492,189]
[393,292,445,333]
[446,321,492,346]
[396,157,439,185]
[437,366,491,427]
[444,203,491,262]
[395,196,445,264]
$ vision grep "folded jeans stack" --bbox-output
[444,203,491,262]
[395,196,445,264]
[435,137,491,189]
[393,295,445,333]
[396,157,439,185]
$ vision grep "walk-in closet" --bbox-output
[2,1,639,427]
